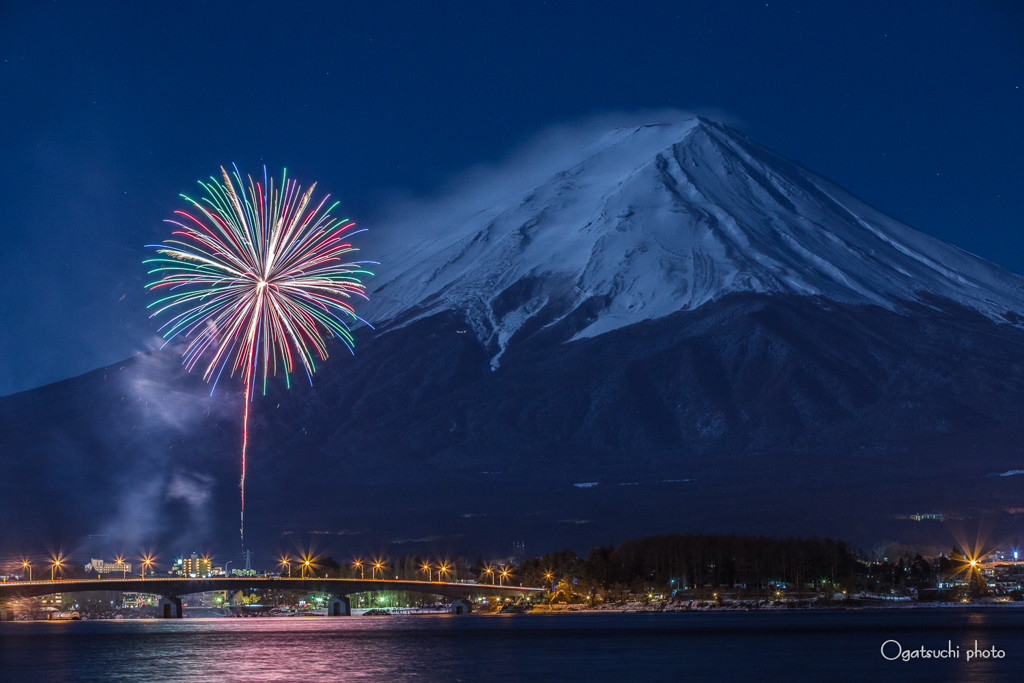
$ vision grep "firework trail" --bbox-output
[146,166,374,545]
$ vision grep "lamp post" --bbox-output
[280,558,291,577]
[485,567,494,585]
[225,561,232,577]
[116,557,127,579]
[438,562,450,582]
[140,557,153,579]
[353,560,364,579]
[51,556,63,581]
[302,560,311,578]
[544,572,553,590]
[372,561,384,580]
[22,561,31,581]
[499,566,510,587]
[421,563,432,582]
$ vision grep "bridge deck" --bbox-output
[0,577,545,600]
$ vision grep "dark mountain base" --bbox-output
[2,294,1023,560]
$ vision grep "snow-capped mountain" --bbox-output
[5,117,1024,557]
[368,118,1024,364]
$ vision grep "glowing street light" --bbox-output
[438,562,451,582]
[302,559,312,578]
[544,571,553,589]
[51,555,64,581]
[279,557,292,577]
[116,556,127,579]
[499,566,510,586]
[420,563,432,582]
[21,560,31,581]
[484,566,494,585]
[140,556,154,578]
[353,560,364,579]
[372,560,385,580]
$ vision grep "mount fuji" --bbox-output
[3,117,1024,556]
[368,118,1024,366]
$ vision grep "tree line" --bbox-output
[311,533,862,595]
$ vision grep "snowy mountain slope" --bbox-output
[367,117,1024,364]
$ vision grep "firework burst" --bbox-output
[146,166,374,544]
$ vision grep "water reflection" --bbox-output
[1,610,1021,682]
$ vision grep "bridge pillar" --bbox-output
[159,596,183,619]
[451,599,472,615]
[327,595,351,616]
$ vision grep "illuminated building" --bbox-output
[39,593,64,606]
[123,593,157,608]
[84,558,132,574]
[909,513,944,521]
[173,552,212,577]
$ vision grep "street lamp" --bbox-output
[372,560,384,580]
[22,560,31,581]
[438,562,451,582]
[51,555,64,581]
[484,566,494,585]
[225,561,233,577]
[544,571,553,589]
[140,556,153,578]
[421,563,432,582]
[499,566,510,586]
[280,558,291,577]
[353,560,364,579]
[116,556,127,579]
[302,559,312,578]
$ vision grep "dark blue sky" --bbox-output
[0,0,1021,396]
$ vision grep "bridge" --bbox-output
[0,577,545,617]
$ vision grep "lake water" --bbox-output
[1,609,1021,682]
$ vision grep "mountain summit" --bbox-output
[369,118,1024,365]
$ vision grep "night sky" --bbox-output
[1,0,1021,396]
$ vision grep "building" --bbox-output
[37,593,64,607]
[909,513,944,522]
[84,558,132,574]
[990,550,1020,564]
[123,593,157,608]
[512,542,526,566]
[172,552,212,577]
[193,591,229,607]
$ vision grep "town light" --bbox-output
[485,566,494,584]
[353,559,364,579]
[51,555,64,581]
[499,567,510,586]
[421,563,432,582]
[22,560,31,581]
[372,560,384,579]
